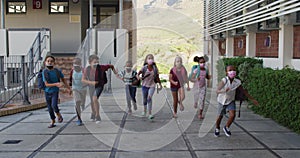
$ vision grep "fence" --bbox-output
[0,29,49,108]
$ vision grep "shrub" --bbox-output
[247,67,300,133]
[216,57,263,82]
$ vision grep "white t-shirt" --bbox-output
[217,77,241,105]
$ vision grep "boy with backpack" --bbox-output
[42,55,71,128]
[82,54,118,123]
[215,65,259,137]
[69,57,86,126]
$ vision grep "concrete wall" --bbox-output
[0,29,6,56]
[4,0,83,54]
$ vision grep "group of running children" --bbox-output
[42,53,258,137]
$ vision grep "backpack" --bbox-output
[85,65,108,87]
[189,65,208,81]
[37,68,61,90]
[142,64,160,83]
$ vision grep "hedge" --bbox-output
[247,67,300,133]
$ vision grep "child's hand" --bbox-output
[187,87,191,91]
[252,99,259,106]
[225,87,230,92]
[56,82,64,88]
[173,81,178,86]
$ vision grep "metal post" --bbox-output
[30,47,34,75]
[89,0,93,28]
[38,32,41,60]
[107,60,112,93]
[1,0,5,29]
[21,56,30,105]
[119,0,123,29]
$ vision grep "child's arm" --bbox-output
[81,69,98,86]
[240,86,259,106]
[61,77,71,94]
[108,65,118,75]
[190,72,197,82]
[169,73,178,86]
[216,79,229,94]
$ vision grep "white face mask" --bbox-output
[125,67,132,72]
[175,62,181,68]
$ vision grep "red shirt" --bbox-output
[169,67,188,89]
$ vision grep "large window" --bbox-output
[93,6,118,28]
[7,0,26,14]
[49,0,69,14]
[297,11,300,23]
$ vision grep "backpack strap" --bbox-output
[53,68,62,81]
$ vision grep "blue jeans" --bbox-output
[125,85,137,109]
[142,86,155,111]
[45,91,59,120]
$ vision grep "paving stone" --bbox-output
[35,151,110,158]
[116,151,191,158]
[274,150,300,158]
[195,150,276,158]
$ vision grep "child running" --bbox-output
[137,54,162,120]
[117,61,138,115]
[215,65,259,137]
[69,57,86,126]
[169,56,190,118]
[43,55,71,128]
[190,56,211,119]
[82,54,118,123]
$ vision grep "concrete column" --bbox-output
[246,32,256,57]
[226,37,234,57]
[278,23,293,68]
[211,39,219,88]
[1,0,4,29]
[89,0,93,28]
[119,0,123,29]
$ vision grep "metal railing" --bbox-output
[0,29,49,108]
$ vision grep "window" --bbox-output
[297,11,300,23]
[49,0,69,14]
[7,1,26,14]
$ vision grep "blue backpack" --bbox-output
[188,65,208,81]
[37,68,61,90]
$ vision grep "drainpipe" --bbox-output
[89,0,93,28]
[1,0,4,29]
[119,0,123,29]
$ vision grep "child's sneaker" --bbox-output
[95,116,101,124]
[90,113,95,120]
[76,120,83,126]
[128,109,132,115]
[223,126,231,137]
[133,102,137,111]
[148,115,154,120]
[214,128,220,137]
[141,111,147,117]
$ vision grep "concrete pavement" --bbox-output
[0,88,300,158]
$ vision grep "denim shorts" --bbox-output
[217,101,236,116]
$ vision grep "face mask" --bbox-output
[92,63,99,68]
[175,62,181,68]
[147,59,154,65]
[46,64,53,69]
[125,67,132,72]
[200,63,205,68]
[74,66,81,72]
[228,71,236,79]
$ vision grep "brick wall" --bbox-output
[218,39,226,56]
[234,35,246,56]
[123,1,136,60]
[293,26,300,59]
[256,30,279,57]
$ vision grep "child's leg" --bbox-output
[89,87,96,118]
[81,90,87,110]
[225,102,236,128]
[73,90,82,120]
[45,92,55,123]
[147,87,155,115]
[94,87,103,119]
[129,86,137,110]
[198,86,207,119]
[142,86,149,113]
[178,87,185,111]
[125,85,132,112]
[51,91,62,122]
[171,90,178,117]
[193,86,200,109]
[216,103,225,129]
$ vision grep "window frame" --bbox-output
[49,0,69,14]
[6,0,27,14]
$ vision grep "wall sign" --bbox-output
[33,0,42,9]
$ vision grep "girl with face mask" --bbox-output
[116,61,138,115]
[169,56,190,118]
[43,55,71,128]
[190,56,211,120]
[136,54,163,120]
[215,65,258,137]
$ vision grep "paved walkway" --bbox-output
[0,88,300,158]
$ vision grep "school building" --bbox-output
[203,0,300,86]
